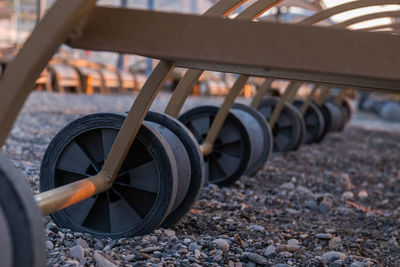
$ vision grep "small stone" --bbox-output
[274,264,291,267]
[319,202,332,214]
[69,245,84,260]
[188,242,200,252]
[246,262,256,267]
[93,251,117,267]
[264,245,276,257]
[279,251,292,257]
[163,229,176,237]
[247,253,268,265]
[322,251,347,264]
[350,261,367,267]
[295,186,313,195]
[316,233,332,240]
[358,190,368,200]
[213,238,230,252]
[250,225,265,232]
[140,246,163,253]
[330,259,343,267]
[305,200,318,210]
[213,254,223,262]
[76,238,89,249]
[341,191,354,200]
[329,237,343,250]
[280,182,295,190]
[149,235,158,243]
[287,239,299,246]
[123,254,135,262]
[45,240,54,250]
[183,238,191,244]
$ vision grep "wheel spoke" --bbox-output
[117,160,159,193]
[64,195,98,225]
[76,129,104,168]
[82,193,111,232]
[54,170,89,187]
[208,156,225,181]
[277,115,292,128]
[211,154,227,176]
[56,140,93,176]
[101,128,118,159]
[215,153,240,176]
[214,139,241,149]
[274,134,291,150]
[113,183,157,218]
[218,124,240,144]
[108,188,143,231]
[190,116,210,136]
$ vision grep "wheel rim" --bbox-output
[257,98,301,152]
[180,106,250,186]
[55,127,160,233]
[293,100,324,144]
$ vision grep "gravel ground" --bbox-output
[2,92,400,267]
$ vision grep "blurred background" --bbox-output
[0,0,399,115]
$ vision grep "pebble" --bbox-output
[319,201,332,214]
[280,182,295,190]
[45,240,54,250]
[69,245,84,260]
[75,238,89,249]
[295,185,313,195]
[330,259,343,267]
[286,239,300,252]
[94,251,117,267]
[305,199,318,210]
[188,242,200,252]
[350,261,368,267]
[316,233,332,240]
[358,190,368,200]
[273,264,291,267]
[264,245,276,257]
[163,229,176,237]
[279,251,293,257]
[183,238,191,244]
[247,253,268,265]
[342,191,354,200]
[140,246,163,253]
[213,239,230,252]
[250,225,265,232]
[322,251,347,264]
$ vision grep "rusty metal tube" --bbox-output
[35,172,111,216]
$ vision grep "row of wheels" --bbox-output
[36,95,352,240]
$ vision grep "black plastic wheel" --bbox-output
[326,101,346,132]
[40,113,178,238]
[314,101,346,142]
[293,99,325,144]
[179,105,251,186]
[144,111,205,227]
[257,97,303,153]
[290,104,307,150]
[232,103,273,176]
[0,152,45,267]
